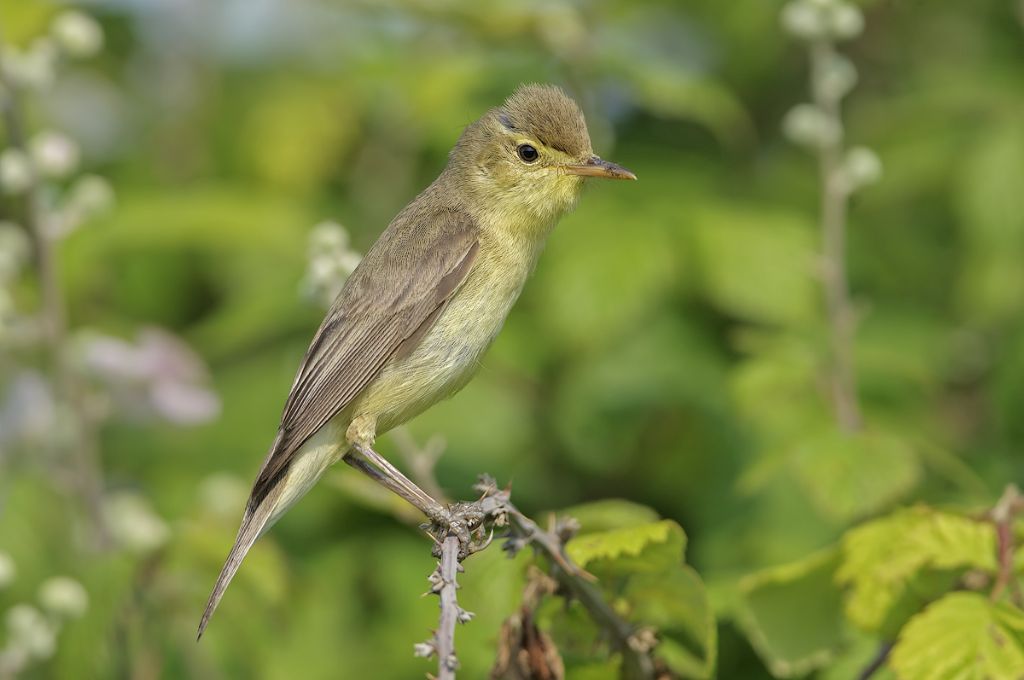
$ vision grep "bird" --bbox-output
[198,83,635,638]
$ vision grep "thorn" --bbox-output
[427,568,444,594]
[413,640,436,658]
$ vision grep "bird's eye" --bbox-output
[517,144,539,163]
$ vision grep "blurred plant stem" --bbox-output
[0,45,110,548]
[989,483,1024,605]
[811,40,862,433]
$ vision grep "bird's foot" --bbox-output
[425,502,491,559]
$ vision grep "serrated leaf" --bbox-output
[836,507,998,634]
[553,518,713,678]
[560,500,662,534]
[566,520,686,569]
[889,592,1024,680]
[791,429,921,523]
[736,549,845,677]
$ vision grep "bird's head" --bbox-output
[449,84,635,224]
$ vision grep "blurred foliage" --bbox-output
[1,0,1024,678]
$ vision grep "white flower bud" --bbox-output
[0,149,34,194]
[5,604,55,660]
[0,551,15,588]
[780,1,828,41]
[103,492,171,553]
[307,255,336,284]
[782,103,841,149]
[39,577,88,618]
[0,39,57,90]
[50,11,104,59]
[30,131,80,179]
[841,146,883,190]
[828,3,865,40]
[304,220,361,307]
[308,220,349,254]
[814,53,858,102]
[42,207,83,240]
[68,175,115,216]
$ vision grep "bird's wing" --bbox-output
[249,207,480,507]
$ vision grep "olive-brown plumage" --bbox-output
[199,83,635,638]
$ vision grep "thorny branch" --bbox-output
[405,470,658,680]
[416,535,471,680]
[0,43,110,547]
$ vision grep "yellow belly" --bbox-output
[350,238,534,434]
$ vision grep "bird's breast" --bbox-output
[354,230,546,434]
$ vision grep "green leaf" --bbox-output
[836,507,998,634]
[552,317,729,475]
[566,520,686,569]
[630,65,754,149]
[554,518,713,678]
[955,121,1024,326]
[560,500,662,534]
[736,549,845,677]
[889,592,1024,680]
[689,206,816,325]
[790,429,921,523]
[730,333,824,443]
[532,187,679,350]
[627,565,717,679]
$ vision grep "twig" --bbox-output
[0,47,110,547]
[856,641,893,680]
[377,430,660,679]
[396,471,657,679]
[435,536,464,679]
[491,567,564,679]
[416,536,470,680]
[990,484,1023,603]
[810,40,862,433]
[504,506,656,679]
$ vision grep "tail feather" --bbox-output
[197,491,278,640]
[198,432,346,639]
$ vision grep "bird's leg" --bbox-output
[343,444,486,556]
[345,444,446,521]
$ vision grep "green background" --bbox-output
[1,0,1023,677]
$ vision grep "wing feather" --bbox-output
[248,208,479,507]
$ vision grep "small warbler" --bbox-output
[199,83,635,637]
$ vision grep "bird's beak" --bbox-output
[561,156,637,181]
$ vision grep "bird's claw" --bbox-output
[427,501,490,559]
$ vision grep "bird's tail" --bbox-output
[197,433,346,639]
[196,489,279,640]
